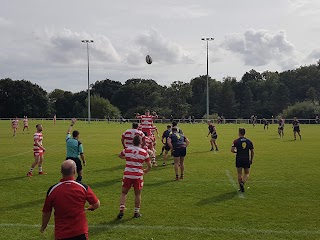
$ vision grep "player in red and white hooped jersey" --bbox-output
[27,124,46,177]
[121,122,146,149]
[136,109,158,134]
[117,135,152,219]
[143,132,157,167]
[23,116,29,133]
[11,117,18,137]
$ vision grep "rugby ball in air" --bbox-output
[146,55,152,64]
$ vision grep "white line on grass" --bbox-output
[0,144,59,160]
[0,223,319,236]
[225,169,244,198]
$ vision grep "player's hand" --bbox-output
[143,169,148,174]
[71,118,77,125]
[83,160,86,166]
[85,206,95,211]
[42,148,46,152]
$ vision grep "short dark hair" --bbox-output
[72,130,80,138]
[167,125,171,129]
[132,122,139,129]
[36,124,40,128]
[133,135,141,146]
[239,128,246,136]
[172,121,178,127]
[172,127,177,132]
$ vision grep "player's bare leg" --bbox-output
[38,155,46,174]
[27,156,40,176]
[133,189,142,218]
[243,168,250,183]
[163,150,168,166]
[213,139,219,151]
[179,157,185,179]
[13,128,16,137]
[118,187,129,219]
[210,139,214,151]
[298,132,302,140]
[237,168,245,192]
[174,157,180,180]
[294,131,297,140]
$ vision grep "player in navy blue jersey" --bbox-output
[292,117,302,140]
[160,125,172,166]
[167,127,190,181]
[207,121,218,151]
[231,128,254,192]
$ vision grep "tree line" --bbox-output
[1,61,320,119]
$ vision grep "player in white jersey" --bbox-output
[27,124,46,177]
[23,116,29,133]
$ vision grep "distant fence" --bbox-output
[1,118,319,124]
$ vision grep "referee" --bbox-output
[66,118,86,182]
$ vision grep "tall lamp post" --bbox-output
[201,37,214,120]
[81,40,94,124]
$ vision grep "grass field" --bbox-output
[0,120,319,240]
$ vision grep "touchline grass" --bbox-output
[0,120,319,240]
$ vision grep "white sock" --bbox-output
[39,167,43,172]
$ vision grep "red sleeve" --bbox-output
[42,195,53,213]
[86,186,99,205]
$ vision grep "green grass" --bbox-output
[0,120,319,240]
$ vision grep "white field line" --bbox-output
[0,144,59,160]
[0,223,319,236]
[225,169,244,199]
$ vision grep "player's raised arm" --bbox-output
[67,118,77,134]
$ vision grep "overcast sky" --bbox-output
[1,0,320,92]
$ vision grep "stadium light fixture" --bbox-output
[201,37,214,120]
[81,39,94,124]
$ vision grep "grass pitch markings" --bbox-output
[225,169,244,198]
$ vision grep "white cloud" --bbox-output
[308,49,320,60]
[222,29,299,69]
[127,29,193,65]
[35,28,121,65]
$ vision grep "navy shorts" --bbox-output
[211,134,218,140]
[293,126,300,132]
[66,157,82,173]
[164,144,171,151]
[172,147,186,157]
[236,158,251,169]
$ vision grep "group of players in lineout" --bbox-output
[11,111,302,218]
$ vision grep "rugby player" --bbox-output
[23,116,29,133]
[278,117,285,138]
[231,128,254,192]
[27,124,46,176]
[117,135,152,219]
[262,118,269,130]
[292,117,302,140]
[53,114,56,126]
[207,121,218,151]
[167,127,190,181]
[172,121,183,134]
[122,122,145,149]
[136,110,158,136]
[143,132,157,167]
[12,117,18,137]
[161,125,172,166]
[66,118,86,182]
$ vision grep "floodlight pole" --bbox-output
[81,40,94,124]
[201,37,214,120]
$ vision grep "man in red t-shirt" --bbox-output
[41,160,100,240]
[117,135,152,219]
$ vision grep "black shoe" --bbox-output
[159,153,163,156]
[210,148,214,151]
[239,182,245,192]
[216,148,219,151]
[134,212,142,218]
[162,162,166,166]
[117,212,124,219]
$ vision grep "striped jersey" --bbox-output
[120,146,150,179]
[12,120,18,128]
[23,118,28,127]
[34,132,43,153]
[143,136,154,151]
[122,129,145,148]
[137,115,157,131]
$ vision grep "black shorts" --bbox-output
[278,127,284,131]
[172,147,186,157]
[66,157,82,173]
[236,158,251,169]
[211,134,218,140]
[293,127,300,132]
[164,144,170,151]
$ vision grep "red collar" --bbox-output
[60,176,75,182]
